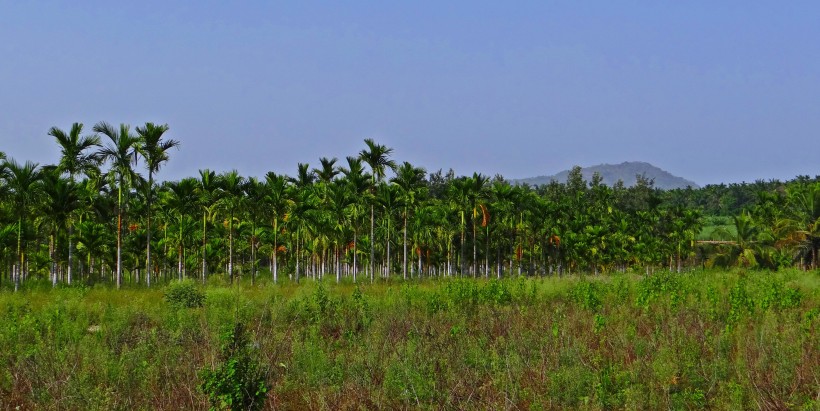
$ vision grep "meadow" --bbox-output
[0,269,817,410]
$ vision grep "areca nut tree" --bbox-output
[95,122,141,289]
[264,171,292,284]
[136,123,178,287]
[391,161,427,279]
[359,139,396,282]
[49,122,101,285]
[217,170,246,284]
[40,168,81,286]
[197,169,222,283]
[3,159,43,290]
[340,156,371,282]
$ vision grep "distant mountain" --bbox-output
[512,161,699,190]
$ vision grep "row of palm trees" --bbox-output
[704,181,820,270]
[1,122,177,289]
[2,123,816,289]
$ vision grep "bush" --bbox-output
[164,280,205,308]
[199,323,269,410]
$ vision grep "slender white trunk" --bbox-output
[370,205,374,283]
[353,229,358,283]
[50,234,56,287]
[67,225,74,285]
[228,215,233,284]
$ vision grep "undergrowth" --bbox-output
[0,269,817,410]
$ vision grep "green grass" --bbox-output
[0,269,818,410]
[698,216,737,240]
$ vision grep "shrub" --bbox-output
[164,280,205,308]
[199,323,269,410]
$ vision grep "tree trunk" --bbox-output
[295,229,300,284]
[68,225,74,285]
[353,228,358,283]
[116,209,122,289]
[228,213,234,284]
[370,205,375,283]
[386,216,391,279]
[473,219,477,278]
[50,233,56,287]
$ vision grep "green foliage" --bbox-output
[636,271,683,310]
[164,280,205,308]
[758,278,803,310]
[199,323,269,411]
[726,278,755,329]
[570,280,603,311]
[1,271,817,409]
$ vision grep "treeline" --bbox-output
[1,122,818,289]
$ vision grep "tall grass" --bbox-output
[0,269,817,409]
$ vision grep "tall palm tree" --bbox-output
[391,162,427,279]
[136,123,178,287]
[197,169,222,283]
[359,139,396,282]
[243,177,269,284]
[49,123,101,284]
[3,159,42,291]
[40,168,81,286]
[448,177,472,276]
[314,157,340,183]
[264,172,292,284]
[217,170,246,284]
[375,183,400,278]
[95,122,141,289]
[467,173,489,277]
[340,156,370,282]
[163,178,199,279]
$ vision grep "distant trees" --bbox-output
[0,125,818,291]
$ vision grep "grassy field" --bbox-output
[0,270,817,410]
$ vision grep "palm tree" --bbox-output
[778,183,820,270]
[197,169,222,283]
[467,173,489,277]
[340,156,370,282]
[40,168,81,286]
[375,183,400,278]
[217,170,245,284]
[264,172,292,284]
[391,162,427,279]
[3,159,43,290]
[448,177,471,276]
[314,157,340,183]
[49,123,101,284]
[489,181,517,278]
[709,212,764,268]
[243,177,268,284]
[163,178,199,280]
[136,122,179,287]
[95,122,141,289]
[287,182,319,283]
[359,139,396,282]
[75,221,111,282]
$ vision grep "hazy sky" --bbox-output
[1,1,818,186]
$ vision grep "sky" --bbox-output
[1,1,818,186]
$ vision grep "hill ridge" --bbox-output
[512,161,699,190]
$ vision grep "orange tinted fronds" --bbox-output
[479,204,490,227]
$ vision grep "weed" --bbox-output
[199,322,269,410]
[164,280,205,308]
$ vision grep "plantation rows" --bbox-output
[1,122,819,291]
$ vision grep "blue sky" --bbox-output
[1,1,818,185]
